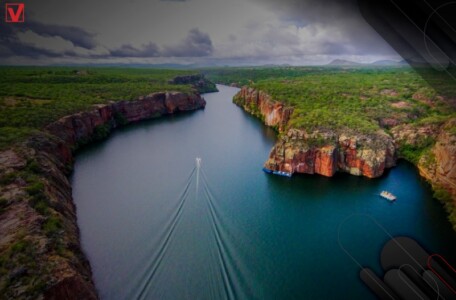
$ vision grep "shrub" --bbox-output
[25,160,41,174]
[11,240,31,253]
[398,136,436,164]
[92,124,110,141]
[114,112,128,126]
[42,216,62,236]
[0,172,18,185]
[25,181,50,215]
[433,187,452,203]
[25,182,44,196]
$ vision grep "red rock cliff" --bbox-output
[0,92,205,299]
[264,128,396,178]
[46,92,205,149]
[234,87,293,131]
[234,87,396,178]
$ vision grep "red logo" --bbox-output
[5,3,25,23]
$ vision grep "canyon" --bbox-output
[0,80,454,298]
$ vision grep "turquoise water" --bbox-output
[72,85,456,299]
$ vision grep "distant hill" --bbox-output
[371,60,408,66]
[327,59,361,66]
[327,59,408,67]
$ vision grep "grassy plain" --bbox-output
[0,67,204,149]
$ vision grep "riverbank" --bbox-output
[0,89,207,298]
[233,86,456,230]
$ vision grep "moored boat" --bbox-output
[262,167,273,174]
[273,170,292,177]
[262,168,292,177]
[380,191,397,201]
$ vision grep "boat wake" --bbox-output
[134,167,196,299]
[131,158,262,300]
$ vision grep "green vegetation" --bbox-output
[42,215,62,236]
[433,185,456,230]
[0,171,19,185]
[205,66,456,135]
[398,136,436,164]
[114,112,128,126]
[202,66,356,86]
[93,124,111,141]
[0,67,208,150]
[0,237,46,298]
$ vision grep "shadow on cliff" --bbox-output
[74,109,205,160]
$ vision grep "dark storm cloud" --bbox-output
[0,14,99,60]
[25,21,97,49]
[110,42,160,57]
[0,19,213,60]
[109,28,213,58]
[0,21,60,58]
[0,35,61,58]
[163,28,214,57]
[110,28,213,58]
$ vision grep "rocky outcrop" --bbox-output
[169,74,218,94]
[46,92,205,148]
[234,87,293,132]
[234,87,396,178]
[416,119,456,229]
[425,121,456,194]
[390,123,440,147]
[264,129,395,178]
[0,92,205,299]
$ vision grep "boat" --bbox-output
[273,170,293,177]
[262,167,273,174]
[380,191,397,202]
[263,168,292,177]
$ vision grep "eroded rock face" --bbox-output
[433,131,456,194]
[0,92,205,299]
[46,92,205,147]
[390,123,440,146]
[417,119,456,205]
[264,128,396,178]
[235,87,396,178]
[234,87,293,131]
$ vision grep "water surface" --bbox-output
[72,85,456,299]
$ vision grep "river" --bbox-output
[72,85,456,299]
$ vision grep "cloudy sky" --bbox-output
[0,0,401,66]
